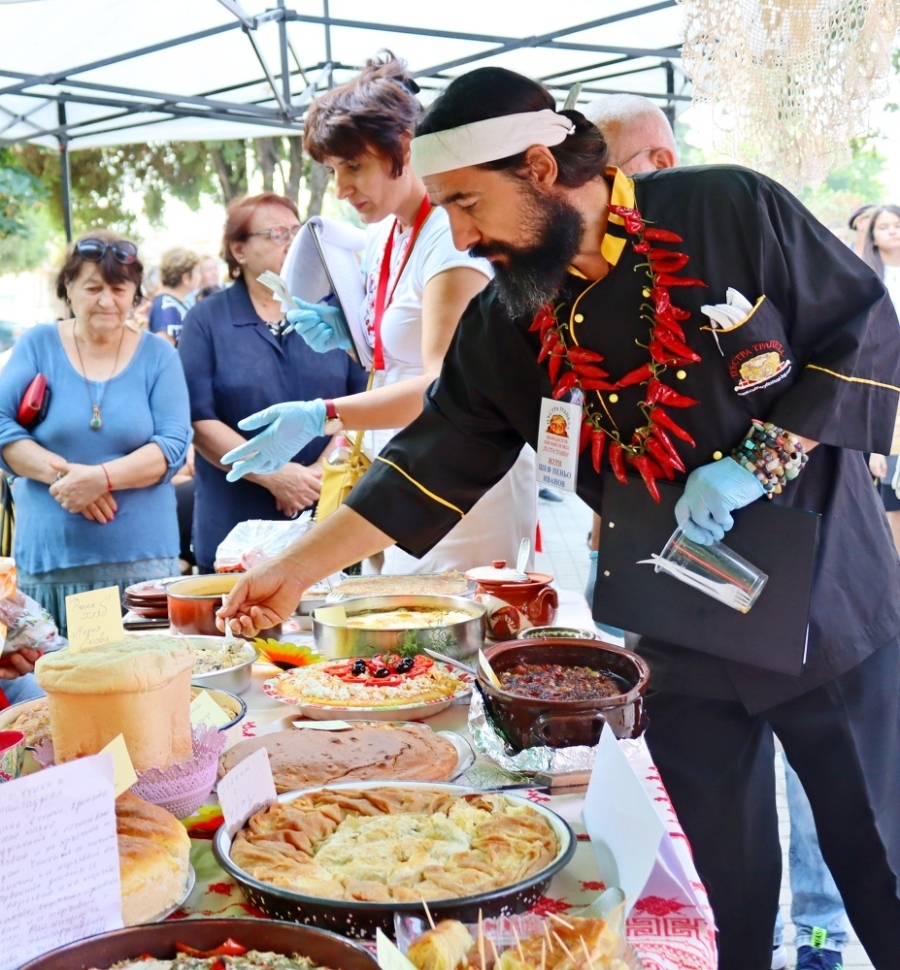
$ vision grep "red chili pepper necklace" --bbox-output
[530,203,707,502]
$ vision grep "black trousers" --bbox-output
[643,637,900,970]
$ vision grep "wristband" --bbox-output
[100,462,113,492]
[323,399,343,434]
[732,420,808,498]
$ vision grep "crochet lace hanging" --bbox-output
[678,0,900,189]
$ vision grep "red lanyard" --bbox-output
[371,194,432,370]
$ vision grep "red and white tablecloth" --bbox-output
[176,590,717,970]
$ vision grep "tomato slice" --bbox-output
[323,661,354,676]
[175,939,247,957]
[366,675,402,687]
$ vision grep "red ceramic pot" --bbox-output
[466,560,558,640]
[477,638,651,750]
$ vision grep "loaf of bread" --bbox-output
[116,792,191,926]
[35,635,194,771]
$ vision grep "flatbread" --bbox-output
[218,722,460,793]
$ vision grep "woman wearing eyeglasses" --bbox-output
[178,192,367,573]
[0,230,192,637]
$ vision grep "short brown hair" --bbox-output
[222,192,300,279]
[303,52,421,177]
[159,247,200,288]
[55,230,144,307]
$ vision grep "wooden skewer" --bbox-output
[421,898,436,931]
[489,937,502,967]
[478,908,487,970]
[579,937,595,970]
[540,938,546,970]
[543,922,554,949]
[510,923,525,961]
[551,931,575,963]
[547,913,575,931]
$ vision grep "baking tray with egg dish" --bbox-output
[213,781,575,938]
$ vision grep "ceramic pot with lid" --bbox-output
[465,560,558,641]
[167,575,281,638]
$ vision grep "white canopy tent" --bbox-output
[0,0,689,235]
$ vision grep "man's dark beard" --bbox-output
[470,185,585,318]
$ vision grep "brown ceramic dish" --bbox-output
[17,918,379,970]
[478,638,650,750]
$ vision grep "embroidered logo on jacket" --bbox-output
[730,340,792,395]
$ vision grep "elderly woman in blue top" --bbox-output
[178,193,367,573]
[0,231,191,636]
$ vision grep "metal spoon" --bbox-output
[422,647,476,676]
[516,536,531,576]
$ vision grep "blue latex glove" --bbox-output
[674,456,765,545]
[286,297,351,353]
[221,399,327,481]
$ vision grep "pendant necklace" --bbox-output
[73,321,126,430]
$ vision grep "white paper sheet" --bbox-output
[0,753,123,970]
[281,215,369,367]
[582,726,665,914]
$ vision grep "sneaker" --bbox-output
[796,945,844,970]
[538,487,564,502]
[771,943,787,970]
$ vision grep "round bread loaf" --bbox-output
[35,636,195,770]
[35,635,193,693]
[116,792,190,926]
[218,722,460,793]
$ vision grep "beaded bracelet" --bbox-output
[732,419,808,498]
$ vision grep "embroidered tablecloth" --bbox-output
[173,592,717,970]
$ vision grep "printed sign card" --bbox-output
[218,745,277,838]
[0,752,123,970]
[536,397,581,494]
[65,585,125,652]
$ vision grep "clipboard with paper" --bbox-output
[279,216,370,368]
[593,473,821,675]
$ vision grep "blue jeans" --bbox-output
[773,752,850,951]
[0,672,44,706]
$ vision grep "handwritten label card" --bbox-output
[100,733,138,796]
[218,745,277,838]
[65,586,125,652]
[190,689,231,731]
[0,752,123,970]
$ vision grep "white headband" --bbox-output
[410,109,576,178]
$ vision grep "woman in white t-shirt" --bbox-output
[863,205,900,552]
[222,53,536,574]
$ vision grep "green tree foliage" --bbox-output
[0,147,47,240]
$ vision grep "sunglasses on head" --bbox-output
[75,238,139,265]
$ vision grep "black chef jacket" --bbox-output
[345,165,900,713]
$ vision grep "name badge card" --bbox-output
[0,752,123,970]
[536,398,581,495]
[66,585,125,652]
[219,745,277,838]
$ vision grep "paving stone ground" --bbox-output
[534,489,874,970]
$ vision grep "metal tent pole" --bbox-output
[57,101,72,243]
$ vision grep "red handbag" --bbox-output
[16,373,50,428]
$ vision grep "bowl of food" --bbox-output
[167,575,281,638]
[477,638,650,750]
[17,917,380,970]
[213,781,575,938]
[190,685,247,730]
[312,594,484,661]
[178,635,259,694]
[326,571,476,601]
[519,626,601,641]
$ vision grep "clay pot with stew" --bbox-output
[465,561,558,640]
[477,638,650,750]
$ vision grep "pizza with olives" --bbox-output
[263,655,472,709]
